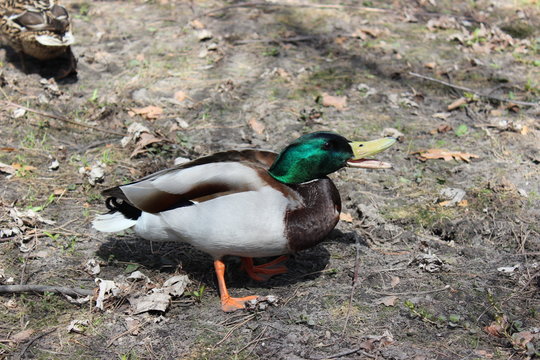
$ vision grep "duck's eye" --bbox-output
[51,4,68,19]
[322,142,331,150]
[13,11,45,27]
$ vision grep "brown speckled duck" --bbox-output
[0,0,75,71]
[93,132,396,312]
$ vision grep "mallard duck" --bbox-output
[0,0,75,68]
[93,132,396,312]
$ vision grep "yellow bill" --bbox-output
[347,137,396,169]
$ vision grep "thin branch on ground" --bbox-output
[235,326,269,355]
[314,346,377,360]
[194,1,388,20]
[0,285,94,297]
[408,72,538,107]
[2,101,127,137]
[369,285,450,297]
[15,328,56,360]
[214,314,255,347]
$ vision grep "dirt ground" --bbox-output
[1,0,539,359]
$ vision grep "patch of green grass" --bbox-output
[305,67,355,92]
[88,89,99,104]
[19,292,72,328]
[187,284,206,303]
[262,47,280,57]
[28,192,56,212]
[454,124,469,137]
[383,204,458,229]
[100,148,115,165]
[404,300,470,329]
[119,350,140,360]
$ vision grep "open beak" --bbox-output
[347,137,396,169]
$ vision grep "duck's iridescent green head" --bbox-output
[268,132,396,184]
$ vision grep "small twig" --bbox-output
[0,285,93,297]
[214,314,255,347]
[342,235,362,335]
[2,101,127,137]
[408,72,538,107]
[369,284,450,297]
[315,347,377,359]
[281,284,302,307]
[236,326,268,354]
[15,328,56,360]
[193,1,388,20]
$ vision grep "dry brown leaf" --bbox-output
[447,97,468,110]
[11,163,36,171]
[320,92,347,110]
[424,62,437,69]
[11,329,35,343]
[248,117,265,135]
[352,27,385,39]
[484,322,505,337]
[53,188,66,196]
[174,91,188,102]
[190,19,205,29]
[415,149,479,163]
[334,36,347,45]
[130,133,165,158]
[430,124,452,134]
[275,68,292,81]
[375,295,399,307]
[506,103,520,113]
[390,276,400,287]
[339,212,353,222]
[129,106,163,120]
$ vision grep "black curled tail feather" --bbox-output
[105,197,142,220]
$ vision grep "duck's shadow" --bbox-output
[95,229,356,290]
[1,45,77,82]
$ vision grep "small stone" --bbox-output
[48,159,60,171]
[197,29,213,41]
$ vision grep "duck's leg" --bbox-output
[214,259,258,312]
[241,256,289,282]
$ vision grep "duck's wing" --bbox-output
[102,150,279,213]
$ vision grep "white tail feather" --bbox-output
[92,212,137,233]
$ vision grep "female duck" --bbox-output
[93,132,395,312]
[0,0,75,75]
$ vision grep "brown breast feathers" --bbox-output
[284,177,341,252]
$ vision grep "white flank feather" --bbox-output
[35,32,75,46]
[92,212,137,233]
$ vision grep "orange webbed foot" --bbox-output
[241,256,289,281]
[221,295,259,312]
[214,259,260,312]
